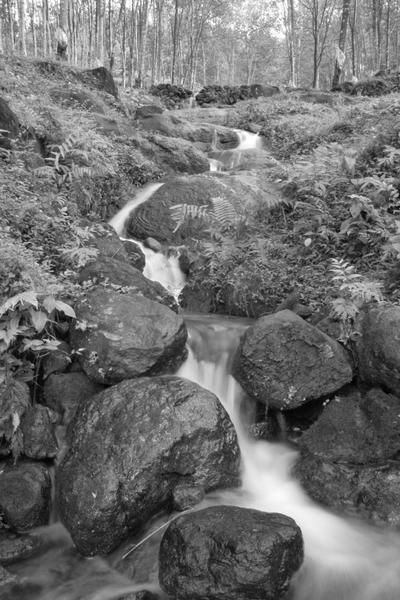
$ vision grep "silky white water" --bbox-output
[234,128,261,150]
[109,182,185,300]
[178,315,400,600]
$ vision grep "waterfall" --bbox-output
[109,183,185,300]
[178,316,400,600]
[234,129,261,150]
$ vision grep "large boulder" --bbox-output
[78,256,178,312]
[233,310,353,409]
[0,462,51,531]
[126,173,265,244]
[69,288,187,385]
[130,132,210,175]
[56,376,240,555]
[138,113,238,149]
[159,506,303,600]
[295,388,400,525]
[79,66,118,98]
[0,531,43,566]
[356,305,400,394]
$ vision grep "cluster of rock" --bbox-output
[195,84,280,106]
[149,83,193,109]
[338,71,400,96]
[232,305,400,528]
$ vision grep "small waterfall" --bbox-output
[234,128,261,150]
[178,316,400,600]
[109,182,164,237]
[109,183,186,300]
[208,157,223,172]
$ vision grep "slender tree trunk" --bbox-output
[332,0,351,89]
[171,0,179,83]
[384,0,390,70]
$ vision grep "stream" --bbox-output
[6,129,400,599]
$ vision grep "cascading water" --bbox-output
[8,130,400,600]
[178,316,400,600]
[110,182,185,300]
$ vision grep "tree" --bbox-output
[282,0,297,86]
[332,0,351,89]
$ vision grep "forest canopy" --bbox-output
[0,0,399,91]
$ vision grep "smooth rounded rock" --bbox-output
[233,310,353,409]
[159,505,303,600]
[69,288,187,385]
[56,376,240,555]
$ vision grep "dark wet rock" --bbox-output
[78,257,178,313]
[144,237,162,252]
[0,462,51,531]
[57,376,240,555]
[295,453,400,526]
[20,404,58,460]
[297,391,400,464]
[172,481,205,511]
[0,98,19,148]
[233,310,353,409]
[42,372,104,425]
[138,113,238,149]
[159,505,303,600]
[135,104,163,118]
[70,288,187,385]
[0,531,43,566]
[356,305,400,394]
[126,173,262,244]
[130,132,209,175]
[49,86,105,112]
[122,239,146,271]
[42,341,71,379]
[91,226,131,263]
[295,388,400,524]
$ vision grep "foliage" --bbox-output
[329,258,383,343]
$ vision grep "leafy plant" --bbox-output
[329,257,383,343]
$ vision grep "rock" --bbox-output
[0,462,51,531]
[144,237,162,252]
[356,305,400,394]
[298,92,337,105]
[130,132,209,175]
[138,113,238,149]
[49,86,105,112]
[233,310,353,409]
[126,173,263,244]
[78,256,178,313]
[20,404,58,460]
[149,83,192,109]
[172,482,205,511]
[42,372,104,425]
[91,226,131,263]
[159,506,303,600]
[0,531,43,566]
[0,98,19,148]
[122,239,146,271]
[297,391,400,465]
[42,341,71,379]
[80,66,118,98]
[195,84,279,106]
[69,288,187,385]
[56,376,240,555]
[135,104,163,118]
[295,388,400,525]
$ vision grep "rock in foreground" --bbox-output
[159,506,303,600]
[57,377,240,555]
[233,310,353,409]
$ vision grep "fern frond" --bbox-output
[209,197,241,229]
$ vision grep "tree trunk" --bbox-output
[171,0,179,83]
[18,0,26,54]
[332,0,351,89]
